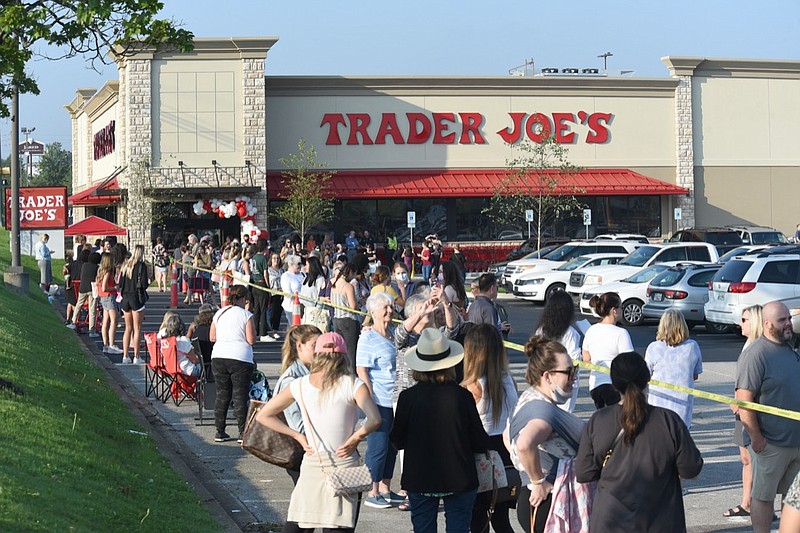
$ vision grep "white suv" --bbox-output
[512,253,626,303]
[502,240,640,290]
[705,253,800,327]
[567,242,719,307]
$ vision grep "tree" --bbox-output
[0,1,194,117]
[275,140,336,240]
[28,142,72,191]
[483,134,586,251]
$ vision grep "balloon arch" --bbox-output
[191,195,267,240]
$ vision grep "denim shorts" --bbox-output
[100,295,118,312]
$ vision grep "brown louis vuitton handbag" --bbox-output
[240,400,305,471]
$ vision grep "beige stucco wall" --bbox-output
[265,78,677,171]
[151,58,244,168]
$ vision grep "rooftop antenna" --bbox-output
[508,57,535,77]
[598,51,613,71]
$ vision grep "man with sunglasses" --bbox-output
[735,301,800,533]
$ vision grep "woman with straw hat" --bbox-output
[390,328,489,532]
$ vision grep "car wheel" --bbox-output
[621,299,645,326]
[705,320,733,334]
[544,283,566,303]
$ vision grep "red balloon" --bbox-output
[203,200,211,212]
[218,210,226,218]
[244,215,255,222]
[237,205,247,217]
[259,229,269,239]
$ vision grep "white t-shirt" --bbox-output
[210,306,254,363]
[582,323,634,391]
[299,276,327,307]
[281,271,306,312]
[475,374,519,436]
[290,375,365,455]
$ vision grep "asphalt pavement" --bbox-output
[77,288,783,532]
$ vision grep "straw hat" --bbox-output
[405,328,464,372]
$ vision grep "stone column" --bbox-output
[674,75,695,229]
[242,57,268,233]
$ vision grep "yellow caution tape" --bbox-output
[174,258,800,421]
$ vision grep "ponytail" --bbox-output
[610,351,651,444]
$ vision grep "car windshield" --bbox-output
[556,256,591,271]
[650,269,687,287]
[751,232,789,245]
[719,246,756,263]
[543,243,579,261]
[521,244,558,260]
[620,246,658,267]
[705,232,743,246]
[623,264,668,283]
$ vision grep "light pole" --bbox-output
[598,52,613,71]
[21,126,34,184]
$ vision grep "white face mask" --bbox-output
[551,383,572,405]
[437,273,444,282]
[396,272,409,282]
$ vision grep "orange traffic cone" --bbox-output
[292,291,302,326]
[220,275,230,307]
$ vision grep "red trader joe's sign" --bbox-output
[4,186,68,230]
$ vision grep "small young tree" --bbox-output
[275,140,336,240]
[484,134,585,251]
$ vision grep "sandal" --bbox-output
[723,505,750,517]
[398,500,410,512]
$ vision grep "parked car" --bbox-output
[489,243,563,279]
[497,229,524,240]
[718,245,772,263]
[705,251,800,328]
[512,253,626,303]
[567,242,719,307]
[506,237,571,261]
[667,227,743,255]
[579,263,679,326]
[643,263,729,332]
[727,225,789,245]
[502,240,641,291]
[594,233,650,243]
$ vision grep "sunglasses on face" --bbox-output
[549,365,579,380]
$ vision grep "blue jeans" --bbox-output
[365,405,397,482]
[422,264,432,282]
[408,489,477,533]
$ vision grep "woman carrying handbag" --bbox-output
[257,332,381,532]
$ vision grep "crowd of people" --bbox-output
[60,229,800,532]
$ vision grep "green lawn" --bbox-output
[0,229,222,532]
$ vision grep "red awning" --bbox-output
[65,216,127,236]
[266,168,688,199]
[69,176,121,206]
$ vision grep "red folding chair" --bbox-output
[144,333,169,402]
[186,272,208,305]
[160,337,197,406]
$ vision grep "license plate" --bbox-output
[652,293,663,302]
[717,293,725,300]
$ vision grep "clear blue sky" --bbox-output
[2,0,798,159]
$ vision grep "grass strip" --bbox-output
[0,229,222,532]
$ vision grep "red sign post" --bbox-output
[4,186,68,230]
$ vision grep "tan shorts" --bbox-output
[750,442,800,501]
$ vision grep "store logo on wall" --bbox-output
[4,186,68,230]
[320,111,612,146]
[93,120,115,160]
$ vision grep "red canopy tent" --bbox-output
[64,216,127,236]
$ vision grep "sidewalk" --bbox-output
[76,288,777,532]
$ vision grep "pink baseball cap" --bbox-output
[315,332,348,354]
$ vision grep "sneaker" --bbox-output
[88,331,100,338]
[380,491,407,503]
[270,332,280,339]
[120,356,132,364]
[107,346,123,355]
[214,432,231,442]
[237,437,243,444]
[102,346,109,353]
[363,494,392,509]
[66,323,76,330]
[260,335,277,343]
[132,357,144,365]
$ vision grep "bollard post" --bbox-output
[170,261,179,308]
[292,291,302,326]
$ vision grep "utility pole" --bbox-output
[598,52,613,71]
[3,82,29,296]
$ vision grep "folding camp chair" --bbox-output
[144,332,168,401]
[72,281,103,334]
[186,272,208,305]
[160,336,197,406]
